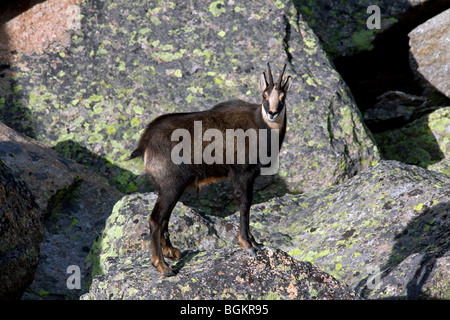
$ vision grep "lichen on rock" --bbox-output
[374,107,450,175]
[0,0,380,195]
[84,160,449,299]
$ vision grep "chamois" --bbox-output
[130,63,292,276]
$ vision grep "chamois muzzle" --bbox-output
[267,111,279,121]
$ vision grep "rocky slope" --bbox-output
[0,0,448,300]
[82,161,449,300]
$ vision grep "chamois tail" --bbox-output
[129,147,143,160]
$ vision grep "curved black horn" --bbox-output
[277,64,287,89]
[267,63,274,87]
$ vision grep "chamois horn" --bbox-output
[267,63,274,87]
[277,64,287,89]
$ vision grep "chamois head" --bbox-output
[259,63,292,124]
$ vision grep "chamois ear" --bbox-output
[283,75,292,93]
[259,73,268,92]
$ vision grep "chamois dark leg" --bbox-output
[160,216,181,261]
[149,191,180,277]
[230,170,262,255]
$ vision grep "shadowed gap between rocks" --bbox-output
[332,0,450,115]
[372,108,446,169]
[328,1,450,170]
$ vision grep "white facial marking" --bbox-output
[268,88,279,113]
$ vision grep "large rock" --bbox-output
[85,161,449,299]
[83,193,356,300]
[0,161,43,300]
[409,8,450,100]
[248,161,450,299]
[0,121,82,214]
[0,121,123,299]
[0,0,380,195]
[82,247,358,300]
[83,193,354,300]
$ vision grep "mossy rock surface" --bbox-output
[0,0,380,194]
[86,160,449,299]
[374,107,450,175]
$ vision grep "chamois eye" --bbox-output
[263,92,269,99]
[279,93,285,101]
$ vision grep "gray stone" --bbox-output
[84,161,450,299]
[0,161,43,300]
[409,8,450,100]
[82,247,359,300]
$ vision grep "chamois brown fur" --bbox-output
[130,64,292,276]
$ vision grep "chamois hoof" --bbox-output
[245,248,257,257]
[162,269,176,277]
[252,242,264,251]
[159,265,176,277]
[154,261,176,277]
